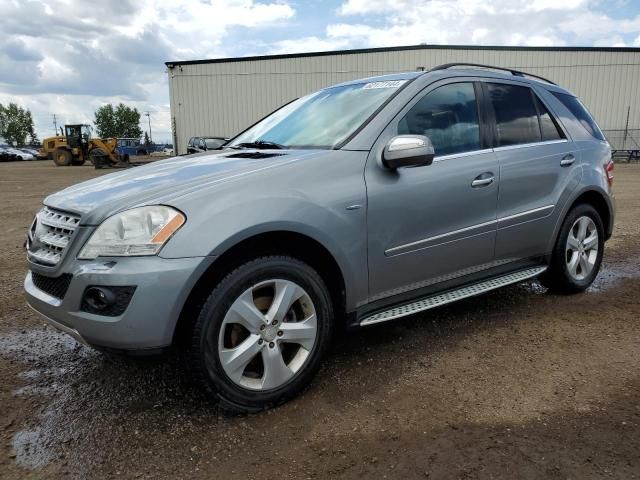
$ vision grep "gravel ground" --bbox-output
[1,160,639,479]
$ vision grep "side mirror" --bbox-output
[382,135,435,169]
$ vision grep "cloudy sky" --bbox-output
[1,0,639,144]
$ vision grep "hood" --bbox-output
[44,149,321,225]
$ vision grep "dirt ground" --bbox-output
[1,160,639,480]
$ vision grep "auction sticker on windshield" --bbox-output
[362,80,407,89]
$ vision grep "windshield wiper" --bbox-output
[231,140,288,150]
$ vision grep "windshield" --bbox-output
[227,80,407,149]
[205,138,226,149]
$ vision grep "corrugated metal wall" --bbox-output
[167,46,640,154]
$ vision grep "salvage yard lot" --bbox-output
[1,160,639,479]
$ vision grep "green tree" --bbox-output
[94,103,143,139]
[0,103,36,146]
[143,131,150,145]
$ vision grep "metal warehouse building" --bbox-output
[166,44,640,155]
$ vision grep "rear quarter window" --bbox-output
[550,91,605,141]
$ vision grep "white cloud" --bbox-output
[0,0,296,142]
[331,0,640,49]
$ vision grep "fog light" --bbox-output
[81,286,136,317]
[84,287,116,311]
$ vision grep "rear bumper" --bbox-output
[24,256,210,350]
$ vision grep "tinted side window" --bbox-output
[534,96,563,141]
[487,83,541,146]
[397,82,480,156]
[551,91,605,141]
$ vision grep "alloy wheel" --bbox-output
[215,279,318,391]
[565,215,599,281]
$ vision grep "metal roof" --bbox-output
[165,43,640,67]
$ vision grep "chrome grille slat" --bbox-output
[40,232,71,249]
[27,207,80,266]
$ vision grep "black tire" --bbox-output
[89,148,108,169]
[540,204,604,294]
[188,256,333,413]
[53,148,72,166]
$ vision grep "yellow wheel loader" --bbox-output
[39,124,129,168]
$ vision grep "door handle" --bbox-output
[471,174,494,188]
[560,154,575,167]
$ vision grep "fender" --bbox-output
[546,183,614,253]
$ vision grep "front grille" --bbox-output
[28,207,81,266]
[31,272,73,300]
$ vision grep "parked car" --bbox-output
[0,146,22,161]
[116,138,164,160]
[20,147,43,159]
[24,64,615,412]
[187,136,228,154]
[150,145,174,157]
[15,148,37,160]
[0,147,15,162]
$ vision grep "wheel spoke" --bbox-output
[583,232,598,250]
[226,290,267,333]
[579,254,590,276]
[567,251,580,277]
[279,314,317,350]
[219,334,262,383]
[567,234,581,251]
[261,346,294,389]
[577,217,589,241]
[266,280,303,322]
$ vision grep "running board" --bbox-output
[360,266,547,326]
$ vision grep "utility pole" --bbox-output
[52,114,57,135]
[145,112,152,144]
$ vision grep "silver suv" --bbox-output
[24,63,615,412]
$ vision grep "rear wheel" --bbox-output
[188,256,333,413]
[53,148,72,166]
[540,204,604,293]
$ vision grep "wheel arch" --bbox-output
[549,186,614,253]
[567,188,613,239]
[173,230,348,346]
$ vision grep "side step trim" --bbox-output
[360,266,546,326]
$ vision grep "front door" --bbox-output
[366,80,499,303]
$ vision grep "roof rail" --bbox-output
[430,62,557,85]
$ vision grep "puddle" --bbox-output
[0,327,97,470]
[589,258,640,292]
[0,325,207,474]
[516,258,640,295]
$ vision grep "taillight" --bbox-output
[605,160,614,188]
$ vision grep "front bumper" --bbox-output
[24,256,211,350]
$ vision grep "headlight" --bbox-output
[78,206,185,259]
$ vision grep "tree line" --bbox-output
[0,103,38,146]
[0,102,146,146]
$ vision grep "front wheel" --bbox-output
[188,256,333,413]
[53,148,72,166]
[540,204,604,293]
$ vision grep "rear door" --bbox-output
[483,81,582,262]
